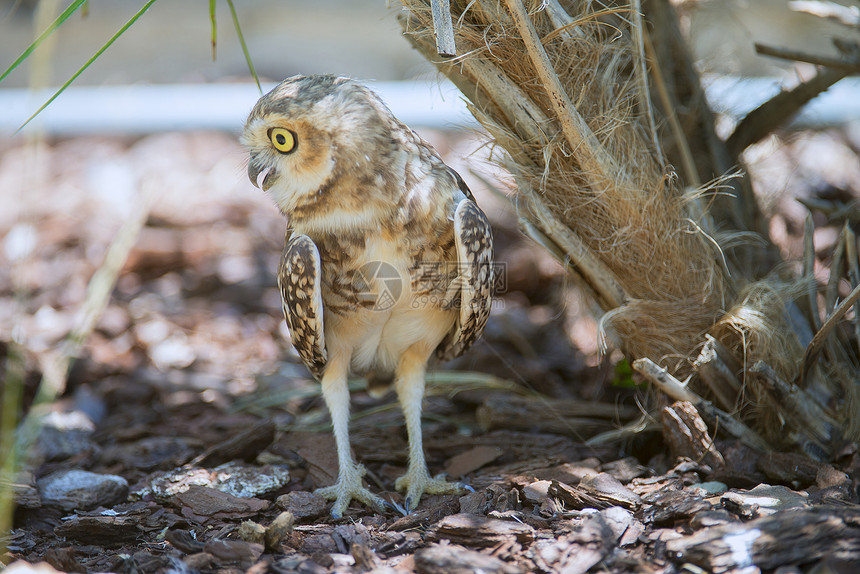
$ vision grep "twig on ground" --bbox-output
[692,336,743,413]
[633,358,770,452]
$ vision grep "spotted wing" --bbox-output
[436,199,494,360]
[278,233,327,379]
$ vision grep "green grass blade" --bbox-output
[226,0,261,93]
[0,0,88,85]
[209,0,217,61]
[17,0,159,132]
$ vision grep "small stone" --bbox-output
[203,539,264,566]
[597,506,634,543]
[32,411,97,464]
[275,491,327,520]
[688,481,728,496]
[238,520,266,545]
[38,470,128,511]
[816,465,850,489]
[721,484,808,518]
[147,462,290,500]
[522,480,552,503]
[265,511,295,551]
[173,485,269,517]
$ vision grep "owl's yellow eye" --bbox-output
[268,127,297,154]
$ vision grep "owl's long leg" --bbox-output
[394,344,467,512]
[314,355,386,518]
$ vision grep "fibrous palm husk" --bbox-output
[402,0,728,363]
[398,0,860,456]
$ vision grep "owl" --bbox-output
[242,75,493,518]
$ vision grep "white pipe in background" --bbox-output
[1,77,858,136]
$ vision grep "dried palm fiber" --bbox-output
[398,0,860,455]
[400,0,730,367]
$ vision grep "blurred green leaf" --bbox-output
[611,357,638,388]
[18,0,159,131]
[209,0,217,61]
[0,0,88,85]
[226,0,261,93]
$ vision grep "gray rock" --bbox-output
[38,469,128,511]
[276,490,327,520]
[690,481,728,496]
[721,483,808,519]
[143,462,290,500]
[33,410,97,463]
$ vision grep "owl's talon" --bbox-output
[314,469,387,518]
[387,499,408,516]
[395,469,468,512]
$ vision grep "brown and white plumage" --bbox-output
[242,75,493,517]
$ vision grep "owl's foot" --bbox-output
[314,463,386,519]
[395,469,468,513]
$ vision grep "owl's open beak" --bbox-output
[248,162,277,191]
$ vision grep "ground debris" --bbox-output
[171,484,270,520]
[549,472,642,510]
[37,469,128,511]
[443,445,504,477]
[662,401,725,470]
[721,484,809,519]
[276,490,328,520]
[666,505,860,572]
[476,395,638,437]
[414,542,525,573]
[138,461,290,500]
[193,418,277,467]
[5,131,860,573]
[426,513,536,547]
[53,514,144,546]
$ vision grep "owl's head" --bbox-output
[241,74,392,214]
